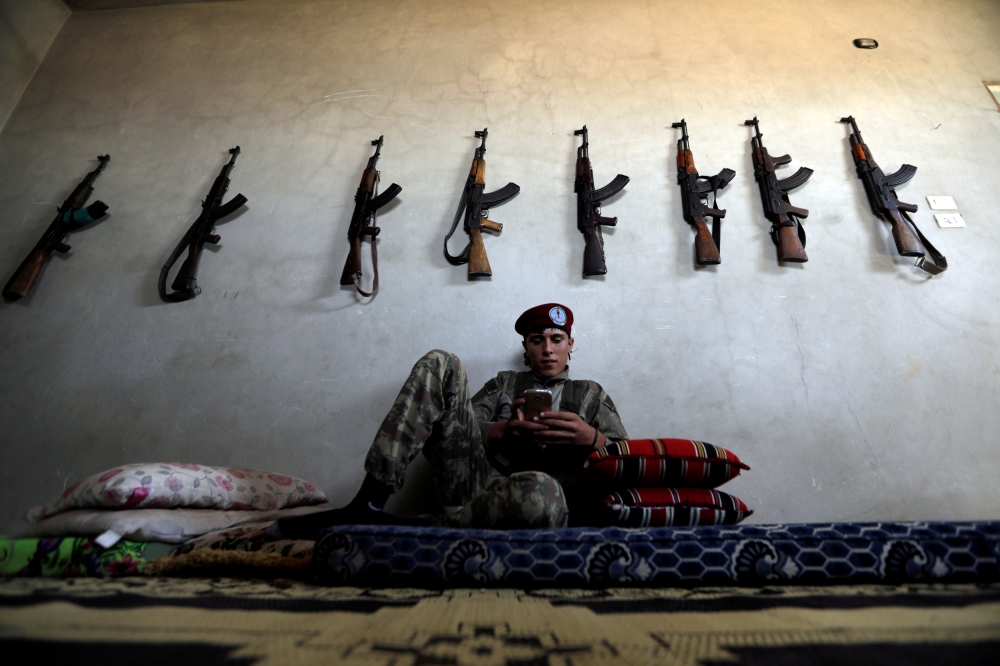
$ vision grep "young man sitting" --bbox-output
[268,303,628,540]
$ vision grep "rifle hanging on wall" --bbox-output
[3,155,111,301]
[745,117,812,263]
[840,116,947,275]
[158,147,248,302]
[574,125,629,276]
[340,136,402,297]
[671,119,735,265]
[444,128,520,277]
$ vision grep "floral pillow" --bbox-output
[26,463,329,524]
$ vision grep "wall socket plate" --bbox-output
[934,213,965,228]
[927,195,957,210]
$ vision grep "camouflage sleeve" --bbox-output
[588,384,629,441]
[471,373,512,446]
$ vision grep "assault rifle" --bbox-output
[574,126,629,276]
[745,117,812,263]
[840,116,947,275]
[159,147,248,302]
[340,136,401,296]
[3,155,110,301]
[444,128,520,277]
[671,120,735,265]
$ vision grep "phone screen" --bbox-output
[522,389,553,421]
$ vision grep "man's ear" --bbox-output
[521,339,528,351]
[567,337,575,349]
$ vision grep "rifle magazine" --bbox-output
[369,183,402,210]
[884,163,917,188]
[481,182,520,207]
[592,174,630,202]
[211,194,248,221]
[776,167,814,193]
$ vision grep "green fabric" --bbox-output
[61,208,95,226]
[0,537,152,577]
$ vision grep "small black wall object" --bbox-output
[853,38,878,49]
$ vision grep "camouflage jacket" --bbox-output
[471,368,628,482]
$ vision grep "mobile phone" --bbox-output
[522,389,553,422]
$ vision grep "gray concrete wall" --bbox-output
[1,0,999,534]
[0,0,70,135]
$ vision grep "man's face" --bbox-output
[522,328,574,378]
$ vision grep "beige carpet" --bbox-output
[1,577,999,664]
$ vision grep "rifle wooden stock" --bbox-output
[3,248,50,300]
[582,226,607,276]
[887,210,924,256]
[693,217,721,264]
[776,222,808,263]
[340,235,363,285]
[467,227,492,276]
[171,243,203,291]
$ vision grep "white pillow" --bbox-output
[21,505,328,544]
[26,463,328,524]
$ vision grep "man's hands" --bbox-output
[488,397,543,444]
[487,398,605,450]
[534,410,605,449]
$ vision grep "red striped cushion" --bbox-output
[599,487,752,527]
[584,439,750,489]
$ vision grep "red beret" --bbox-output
[515,303,573,336]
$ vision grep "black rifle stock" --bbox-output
[158,147,248,302]
[840,117,947,274]
[574,126,629,276]
[671,120,735,265]
[3,155,110,301]
[444,128,520,277]
[340,136,401,296]
[744,117,812,263]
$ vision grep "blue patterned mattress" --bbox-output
[312,521,1000,588]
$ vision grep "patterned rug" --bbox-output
[313,521,1000,587]
[2,577,998,664]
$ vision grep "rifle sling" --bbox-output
[444,183,472,265]
[900,208,948,275]
[353,178,381,297]
[703,175,724,250]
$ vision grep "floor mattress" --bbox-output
[312,521,1000,587]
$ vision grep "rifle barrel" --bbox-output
[672,119,689,149]
[840,116,862,140]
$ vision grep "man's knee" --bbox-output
[503,471,568,529]
[416,349,461,368]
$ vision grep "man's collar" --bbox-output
[531,366,569,387]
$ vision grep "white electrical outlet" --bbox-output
[934,213,965,228]
[927,196,957,210]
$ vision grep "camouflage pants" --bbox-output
[364,350,568,529]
